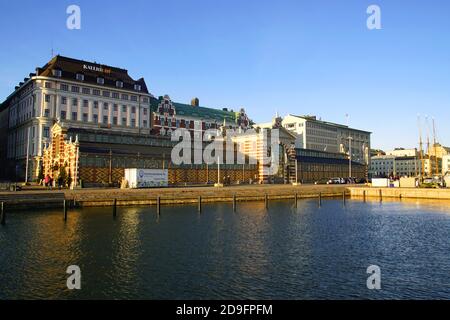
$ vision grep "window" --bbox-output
[72,98,78,106]
[60,83,69,91]
[131,95,138,102]
[93,101,98,109]
[143,97,149,103]
[112,92,119,99]
[83,113,88,122]
[44,94,51,103]
[97,77,104,85]
[93,114,98,123]
[103,91,110,98]
[131,119,136,127]
[103,103,109,110]
[61,96,67,105]
[71,86,80,93]
[43,126,50,138]
[143,120,148,128]
[60,110,66,120]
[72,112,78,120]
[76,73,84,81]
[176,119,180,128]
[82,87,91,95]
[52,69,62,77]
[103,115,108,124]
[122,117,127,125]
[83,100,89,108]
[134,84,141,91]
[113,117,118,125]
[45,82,52,89]
[116,80,123,88]
[143,108,147,115]
[44,109,50,117]
[121,94,129,100]
[131,106,136,113]
[122,105,127,113]
[93,89,100,96]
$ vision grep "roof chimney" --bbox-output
[191,97,199,107]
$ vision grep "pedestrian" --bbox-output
[44,174,50,189]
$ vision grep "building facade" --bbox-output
[262,114,371,166]
[370,155,420,178]
[0,55,153,181]
[442,155,450,176]
[151,95,251,139]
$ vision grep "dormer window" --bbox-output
[116,80,123,88]
[97,77,104,85]
[134,84,141,91]
[52,69,62,77]
[76,73,84,81]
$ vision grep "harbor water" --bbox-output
[1,198,450,299]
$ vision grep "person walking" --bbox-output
[44,174,50,189]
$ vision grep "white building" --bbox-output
[370,155,420,178]
[386,148,419,157]
[442,155,450,176]
[261,114,371,165]
[0,55,153,180]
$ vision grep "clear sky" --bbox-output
[1,0,449,151]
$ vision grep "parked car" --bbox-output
[314,178,330,185]
[328,178,342,184]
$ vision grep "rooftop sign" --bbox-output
[83,64,111,74]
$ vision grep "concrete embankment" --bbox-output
[349,187,450,200]
[0,184,348,210]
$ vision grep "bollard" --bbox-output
[343,191,346,205]
[198,196,202,213]
[379,189,383,202]
[399,193,402,200]
[265,194,268,209]
[318,192,322,207]
[1,202,5,226]
[295,193,298,208]
[63,200,68,221]
[157,196,161,215]
[233,194,237,212]
[363,190,366,202]
[113,198,117,218]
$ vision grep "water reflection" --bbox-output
[1,199,450,299]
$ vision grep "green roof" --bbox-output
[150,96,238,124]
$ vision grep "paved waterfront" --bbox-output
[0,184,348,209]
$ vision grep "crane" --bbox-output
[417,115,425,179]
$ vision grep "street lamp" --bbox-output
[348,136,353,178]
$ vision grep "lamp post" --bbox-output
[348,136,353,178]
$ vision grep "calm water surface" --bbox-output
[1,199,450,299]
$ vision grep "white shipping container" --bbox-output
[371,178,389,187]
[124,169,168,188]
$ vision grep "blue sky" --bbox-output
[1,0,449,150]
